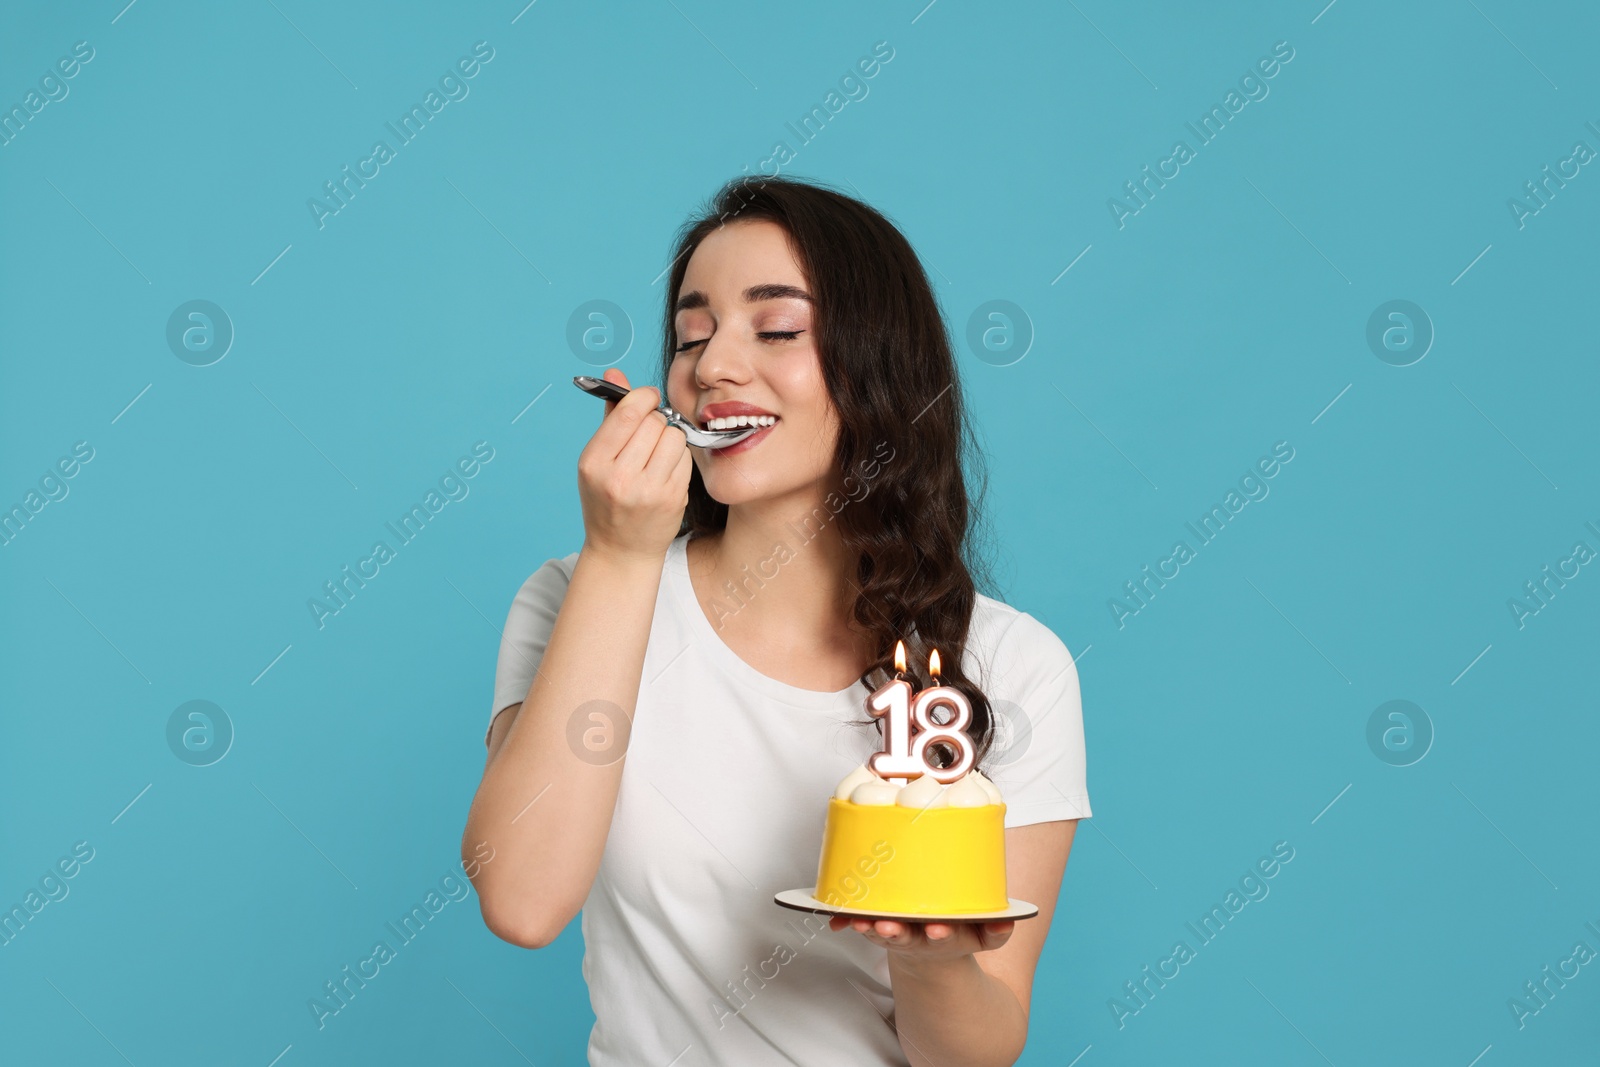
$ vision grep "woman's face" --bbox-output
[666,219,839,507]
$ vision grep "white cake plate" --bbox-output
[774,887,1039,923]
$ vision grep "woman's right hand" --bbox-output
[576,367,693,562]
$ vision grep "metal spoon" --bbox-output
[572,375,762,448]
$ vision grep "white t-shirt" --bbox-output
[487,534,1092,1066]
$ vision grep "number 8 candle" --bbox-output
[910,649,976,783]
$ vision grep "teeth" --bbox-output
[707,415,776,430]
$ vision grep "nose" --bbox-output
[692,329,755,392]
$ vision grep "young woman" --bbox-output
[462,176,1091,1066]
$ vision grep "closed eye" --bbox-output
[674,330,803,353]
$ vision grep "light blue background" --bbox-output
[3,1,1597,1063]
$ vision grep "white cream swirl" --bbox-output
[832,762,1003,808]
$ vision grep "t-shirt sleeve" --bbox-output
[485,552,580,745]
[980,610,1093,829]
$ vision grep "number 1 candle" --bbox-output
[868,640,920,785]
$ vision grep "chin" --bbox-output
[696,461,820,509]
[697,471,772,507]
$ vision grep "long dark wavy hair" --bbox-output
[657,175,1002,769]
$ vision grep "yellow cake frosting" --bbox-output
[814,765,1008,915]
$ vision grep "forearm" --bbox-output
[889,953,1027,1067]
[464,543,664,942]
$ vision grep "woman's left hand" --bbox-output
[829,914,1014,962]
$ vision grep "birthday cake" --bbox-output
[812,643,1011,916]
[815,763,1008,916]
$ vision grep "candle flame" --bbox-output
[893,640,906,675]
[929,649,941,679]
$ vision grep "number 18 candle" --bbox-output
[867,641,977,786]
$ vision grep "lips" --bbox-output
[695,400,780,454]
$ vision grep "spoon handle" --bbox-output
[572,375,631,403]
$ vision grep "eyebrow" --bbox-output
[674,283,812,314]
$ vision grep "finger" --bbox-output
[614,407,669,474]
[855,924,887,946]
[593,385,664,464]
[925,923,954,942]
[600,367,631,419]
[645,421,687,484]
[981,921,1015,949]
[668,443,693,496]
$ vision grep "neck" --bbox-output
[693,486,864,648]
